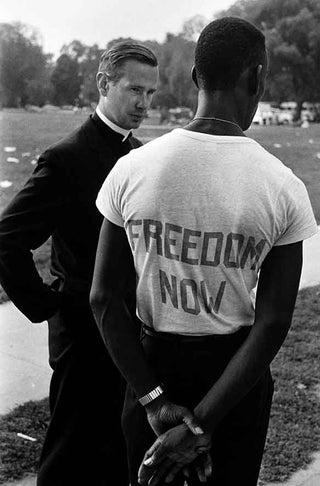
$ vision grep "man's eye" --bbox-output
[131,87,141,93]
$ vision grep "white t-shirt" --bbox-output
[96,128,318,335]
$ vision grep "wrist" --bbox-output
[144,391,170,413]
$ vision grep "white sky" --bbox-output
[0,0,236,56]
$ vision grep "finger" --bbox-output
[142,438,166,467]
[138,464,154,484]
[138,463,154,485]
[147,458,174,486]
[196,463,207,483]
[194,452,212,483]
[164,463,184,483]
[138,441,168,484]
[138,446,160,484]
[203,452,213,478]
[182,413,204,435]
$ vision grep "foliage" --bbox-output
[219,0,320,111]
[0,23,52,108]
[153,33,197,110]
[50,53,82,106]
[61,40,103,106]
[181,14,208,42]
[2,1,320,110]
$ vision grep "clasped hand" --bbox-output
[146,399,204,436]
[138,422,211,485]
[140,400,212,484]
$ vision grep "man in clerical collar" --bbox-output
[0,41,158,486]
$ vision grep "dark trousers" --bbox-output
[37,302,128,486]
[122,327,274,486]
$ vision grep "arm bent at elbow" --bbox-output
[193,241,303,433]
[90,218,204,437]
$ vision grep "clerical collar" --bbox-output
[96,106,131,142]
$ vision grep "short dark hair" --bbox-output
[195,17,266,91]
[98,42,158,83]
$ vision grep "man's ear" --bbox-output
[191,66,199,88]
[96,72,109,96]
[248,64,264,96]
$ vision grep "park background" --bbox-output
[1,0,320,118]
[0,0,320,485]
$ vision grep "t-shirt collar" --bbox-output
[96,106,132,142]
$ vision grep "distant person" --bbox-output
[0,41,159,486]
[90,17,318,486]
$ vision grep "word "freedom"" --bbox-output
[127,219,267,270]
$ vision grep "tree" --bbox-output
[61,39,87,61]
[267,6,320,112]
[152,33,197,110]
[60,40,103,106]
[0,22,51,107]
[218,0,320,114]
[79,44,103,106]
[181,15,208,41]
[51,53,82,106]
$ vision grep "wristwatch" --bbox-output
[138,385,164,406]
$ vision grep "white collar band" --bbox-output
[96,106,131,141]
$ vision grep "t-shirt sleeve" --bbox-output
[274,173,318,246]
[96,158,127,228]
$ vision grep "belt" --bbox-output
[141,324,251,344]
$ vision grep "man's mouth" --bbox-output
[131,113,146,119]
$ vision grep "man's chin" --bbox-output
[130,115,145,127]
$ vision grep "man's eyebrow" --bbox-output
[128,84,157,91]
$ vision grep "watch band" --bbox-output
[138,385,164,406]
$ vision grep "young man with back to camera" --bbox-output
[90,18,318,486]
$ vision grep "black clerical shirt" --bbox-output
[0,113,141,322]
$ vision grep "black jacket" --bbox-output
[0,113,141,322]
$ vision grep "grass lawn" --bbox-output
[0,110,319,483]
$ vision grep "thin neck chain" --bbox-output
[192,116,241,131]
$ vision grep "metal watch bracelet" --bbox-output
[138,385,164,406]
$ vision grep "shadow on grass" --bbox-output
[0,286,319,484]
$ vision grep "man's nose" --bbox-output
[136,93,149,109]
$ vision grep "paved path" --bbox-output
[0,228,319,486]
[299,226,320,289]
[0,303,50,415]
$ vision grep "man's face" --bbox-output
[102,59,159,130]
